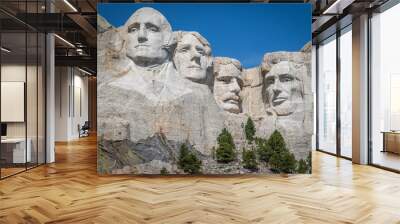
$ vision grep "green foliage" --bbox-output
[255,137,273,163]
[269,150,297,173]
[307,151,312,172]
[297,152,312,174]
[216,128,236,163]
[279,151,297,173]
[242,148,258,170]
[267,130,287,154]
[266,130,297,174]
[244,117,256,144]
[297,159,308,173]
[160,167,169,175]
[178,144,202,174]
[217,128,235,146]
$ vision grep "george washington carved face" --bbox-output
[124,7,173,67]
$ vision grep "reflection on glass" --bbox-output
[27,32,38,169]
[38,33,46,165]
[0,0,47,179]
[1,32,27,177]
[340,28,352,158]
[371,3,400,171]
[318,36,337,154]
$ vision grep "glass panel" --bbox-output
[1,31,27,177]
[371,4,400,171]
[0,1,46,178]
[312,45,317,151]
[27,31,38,169]
[38,32,45,165]
[340,27,352,158]
[318,36,337,154]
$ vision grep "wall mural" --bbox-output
[97,5,313,175]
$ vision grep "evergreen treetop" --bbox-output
[244,117,256,143]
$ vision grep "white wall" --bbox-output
[1,63,46,164]
[55,67,89,141]
[1,65,26,138]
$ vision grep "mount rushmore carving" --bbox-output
[97,7,312,174]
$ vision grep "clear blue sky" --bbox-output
[98,3,311,68]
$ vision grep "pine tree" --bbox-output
[255,137,273,163]
[297,159,308,173]
[267,130,287,154]
[306,151,312,173]
[244,117,256,144]
[266,130,297,174]
[178,144,202,174]
[279,151,297,173]
[242,148,258,171]
[216,128,236,163]
[160,167,169,175]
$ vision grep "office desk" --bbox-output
[1,138,31,163]
[382,131,400,154]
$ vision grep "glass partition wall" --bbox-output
[316,25,353,159]
[370,3,400,171]
[339,26,352,159]
[317,35,337,155]
[0,2,46,179]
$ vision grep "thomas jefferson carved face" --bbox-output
[264,61,304,116]
[124,8,172,67]
[213,58,242,114]
[173,32,212,83]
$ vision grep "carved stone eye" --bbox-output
[219,76,231,84]
[266,77,275,86]
[128,27,137,33]
[145,23,160,32]
[148,26,158,32]
[178,46,190,53]
[279,74,294,82]
[196,47,205,55]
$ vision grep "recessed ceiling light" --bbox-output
[54,34,75,48]
[63,0,78,12]
[1,47,11,53]
[78,67,92,76]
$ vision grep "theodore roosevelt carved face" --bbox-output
[213,57,243,114]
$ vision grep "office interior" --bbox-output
[0,1,399,223]
[0,0,399,176]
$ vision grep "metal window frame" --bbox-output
[315,23,353,162]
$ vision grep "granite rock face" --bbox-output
[98,7,313,174]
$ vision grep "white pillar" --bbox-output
[45,1,55,163]
[46,33,55,163]
[352,14,369,164]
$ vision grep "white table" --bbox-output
[1,138,31,163]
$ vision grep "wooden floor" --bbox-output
[1,135,400,224]
[373,150,400,171]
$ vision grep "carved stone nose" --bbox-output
[191,56,201,65]
[138,28,147,42]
